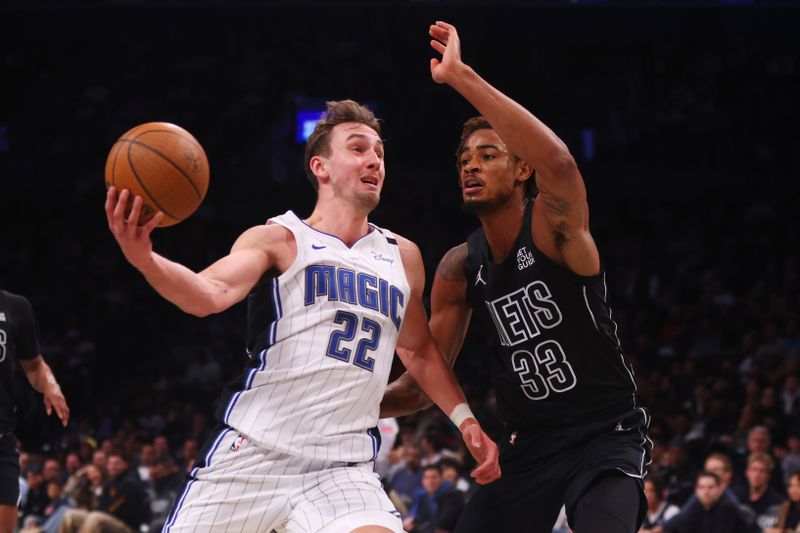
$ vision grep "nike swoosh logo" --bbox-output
[312,244,326,250]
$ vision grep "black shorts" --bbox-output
[0,433,19,506]
[455,408,651,533]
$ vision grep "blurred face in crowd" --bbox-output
[696,475,721,509]
[43,459,61,482]
[92,450,107,468]
[422,468,443,495]
[403,447,421,471]
[85,465,103,486]
[644,479,663,511]
[441,464,460,485]
[47,481,61,501]
[704,456,732,487]
[154,436,170,458]
[746,459,771,491]
[140,444,156,466]
[65,453,81,474]
[748,428,770,453]
[106,455,128,479]
[787,474,800,503]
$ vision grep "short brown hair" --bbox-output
[748,452,775,472]
[455,116,536,198]
[304,100,382,191]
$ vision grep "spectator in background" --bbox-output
[176,438,198,474]
[43,459,65,486]
[734,426,785,495]
[147,456,183,532]
[734,452,785,530]
[439,457,471,495]
[663,443,697,506]
[22,463,50,523]
[639,475,679,532]
[403,463,464,533]
[390,443,424,513]
[662,471,751,533]
[60,451,150,533]
[767,471,800,533]
[780,433,800,485]
[136,443,155,483]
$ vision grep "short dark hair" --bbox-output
[697,470,721,485]
[304,100,382,191]
[455,116,536,198]
[423,463,442,475]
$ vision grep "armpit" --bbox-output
[436,243,468,282]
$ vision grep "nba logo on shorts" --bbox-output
[230,434,246,452]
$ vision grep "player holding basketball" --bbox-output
[0,290,70,533]
[105,100,500,533]
[380,22,651,532]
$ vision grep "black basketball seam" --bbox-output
[124,140,181,221]
[129,127,203,153]
[118,136,204,200]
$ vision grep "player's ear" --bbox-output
[516,159,533,182]
[310,155,329,183]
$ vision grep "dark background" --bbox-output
[1,1,798,456]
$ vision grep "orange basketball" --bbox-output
[104,122,210,227]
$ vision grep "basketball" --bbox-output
[104,122,210,227]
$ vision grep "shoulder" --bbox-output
[232,222,295,252]
[392,233,423,265]
[436,243,468,283]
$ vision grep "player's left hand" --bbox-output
[429,21,464,85]
[460,421,501,484]
[43,383,70,427]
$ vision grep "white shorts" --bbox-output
[162,428,402,533]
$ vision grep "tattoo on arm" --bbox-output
[436,244,468,283]
[543,195,569,216]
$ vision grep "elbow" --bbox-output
[544,147,577,178]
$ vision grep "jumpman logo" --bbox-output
[475,265,487,286]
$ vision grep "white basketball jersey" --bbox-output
[218,210,411,463]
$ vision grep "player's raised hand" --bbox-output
[460,421,501,484]
[43,383,69,427]
[105,186,164,270]
[429,21,464,85]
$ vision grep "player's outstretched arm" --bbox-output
[429,21,599,275]
[380,244,472,418]
[20,356,69,427]
[394,237,500,484]
[105,187,290,316]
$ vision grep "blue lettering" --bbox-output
[305,265,338,306]
[390,286,404,331]
[357,273,379,311]
[338,269,357,304]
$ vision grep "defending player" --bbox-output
[105,100,500,533]
[0,290,70,533]
[381,22,651,532]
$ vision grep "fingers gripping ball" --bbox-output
[104,122,209,227]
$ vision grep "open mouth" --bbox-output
[462,177,484,194]
[360,176,379,187]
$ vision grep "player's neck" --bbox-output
[305,203,371,247]
[479,201,526,263]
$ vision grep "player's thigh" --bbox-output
[568,473,643,533]
[455,476,563,533]
[163,429,292,532]
[287,465,402,533]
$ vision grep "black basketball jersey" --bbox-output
[463,202,638,428]
[0,290,41,433]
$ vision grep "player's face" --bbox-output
[458,129,527,215]
[695,476,720,509]
[321,122,385,213]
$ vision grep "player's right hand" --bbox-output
[105,187,164,270]
[461,421,501,484]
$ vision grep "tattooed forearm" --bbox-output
[436,243,468,282]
